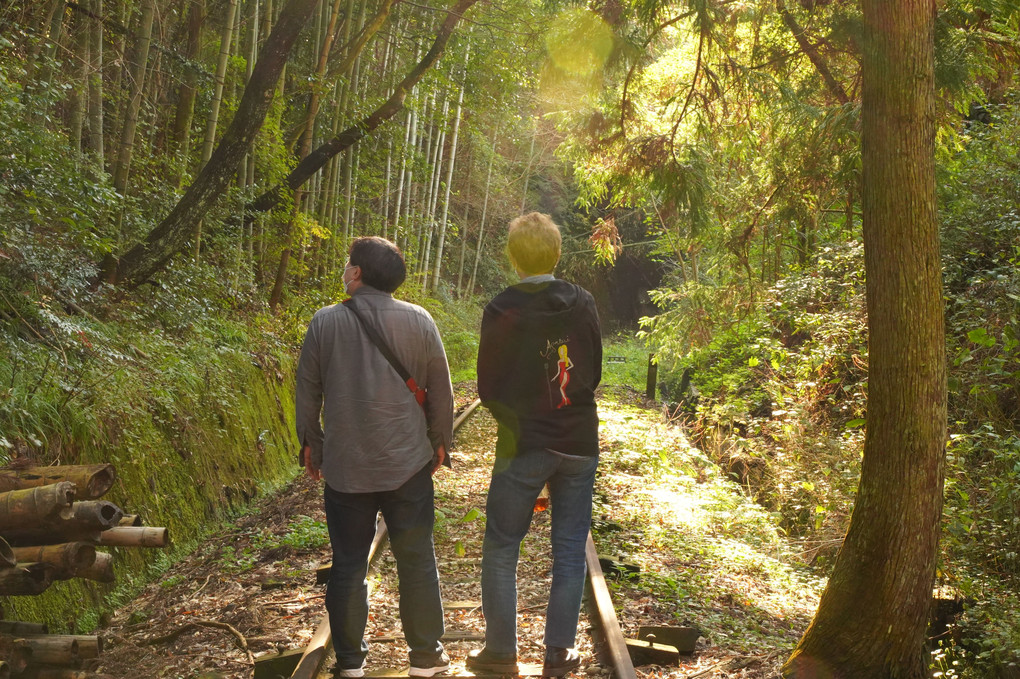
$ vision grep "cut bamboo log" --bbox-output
[117,514,142,527]
[0,465,114,500]
[0,636,32,674]
[0,621,47,636]
[22,635,100,660]
[7,501,123,546]
[76,552,114,584]
[66,501,124,531]
[96,526,168,548]
[0,536,15,568]
[11,544,96,580]
[0,563,54,596]
[0,483,76,533]
[14,635,79,666]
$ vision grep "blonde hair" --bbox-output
[507,212,562,275]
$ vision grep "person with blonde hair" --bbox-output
[467,212,602,677]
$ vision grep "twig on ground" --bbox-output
[142,619,255,665]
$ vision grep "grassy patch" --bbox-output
[593,392,824,652]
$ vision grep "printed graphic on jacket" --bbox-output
[542,338,573,409]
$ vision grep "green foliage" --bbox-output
[277,515,330,551]
[601,334,654,390]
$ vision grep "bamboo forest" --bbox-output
[0,0,1019,678]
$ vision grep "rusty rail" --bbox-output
[287,396,638,679]
[585,533,638,679]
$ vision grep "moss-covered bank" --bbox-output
[1,316,300,631]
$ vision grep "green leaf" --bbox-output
[846,418,866,428]
[967,327,997,347]
[747,357,759,367]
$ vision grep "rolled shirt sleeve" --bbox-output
[423,312,454,455]
[295,321,325,468]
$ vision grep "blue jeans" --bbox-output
[480,448,599,654]
[323,463,445,668]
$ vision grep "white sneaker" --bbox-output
[408,652,450,677]
[335,662,366,678]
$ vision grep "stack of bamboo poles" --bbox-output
[0,464,169,678]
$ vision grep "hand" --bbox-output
[302,446,322,481]
[431,445,446,475]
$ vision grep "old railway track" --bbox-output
[278,398,638,679]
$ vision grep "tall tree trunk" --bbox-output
[783,1,943,677]
[100,0,323,288]
[391,109,413,243]
[69,8,90,155]
[420,104,448,279]
[171,0,205,188]
[467,118,499,297]
[112,0,156,194]
[520,123,536,212]
[269,0,345,310]
[195,0,239,257]
[455,161,472,295]
[430,45,469,291]
[86,0,104,163]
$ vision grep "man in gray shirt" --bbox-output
[296,236,454,678]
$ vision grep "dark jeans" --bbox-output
[323,463,445,667]
[481,448,598,654]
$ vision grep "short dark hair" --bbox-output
[349,237,406,293]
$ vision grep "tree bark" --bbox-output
[467,117,499,296]
[776,0,849,106]
[100,0,322,288]
[195,0,239,257]
[783,1,943,677]
[0,464,114,499]
[86,0,104,163]
[112,0,156,194]
[170,0,206,188]
[430,42,469,290]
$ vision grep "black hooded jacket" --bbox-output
[477,278,602,458]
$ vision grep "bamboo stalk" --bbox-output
[97,527,168,548]
[11,543,96,580]
[0,483,76,532]
[22,635,100,660]
[76,552,114,583]
[118,514,142,527]
[0,536,15,568]
[0,563,54,596]
[0,466,113,500]
[15,635,79,666]
[66,501,124,531]
[0,621,47,636]
[0,637,30,674]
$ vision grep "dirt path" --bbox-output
[95,389,811,678]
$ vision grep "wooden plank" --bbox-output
[291,517,389,679]
[453,399,482,432]
[584,532,637,679]
[635,626,699,654]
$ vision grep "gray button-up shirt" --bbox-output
[295,286,454,493]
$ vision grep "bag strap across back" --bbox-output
[343,298,427,407]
